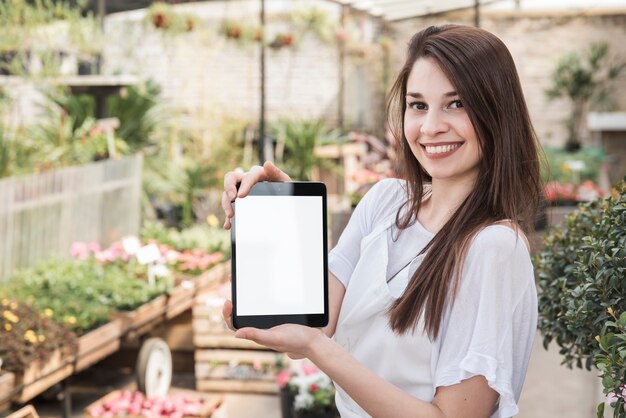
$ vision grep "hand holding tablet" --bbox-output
[230,182,329,329]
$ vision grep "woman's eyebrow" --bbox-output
[406,91,458,98]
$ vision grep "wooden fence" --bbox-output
[0,155,143,281]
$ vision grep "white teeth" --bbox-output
[425,143,461,154]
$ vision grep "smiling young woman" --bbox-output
[222,24,542,418]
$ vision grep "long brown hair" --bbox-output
[386,24,542,339]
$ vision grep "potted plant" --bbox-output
[546,42,625,151]
[278,361,338,418]
[535,178,626,416]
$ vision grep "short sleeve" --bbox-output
[328,178,405,288]
[431,226,537,418]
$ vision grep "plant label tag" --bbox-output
[137,243,160,265]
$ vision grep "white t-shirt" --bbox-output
[328,178,537,418]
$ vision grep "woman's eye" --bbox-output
[408,101,427,110]
[448,99,463,109]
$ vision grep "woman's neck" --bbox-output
[418,177,475,234]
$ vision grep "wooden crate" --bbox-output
[84,390,224,418]
[0,372,15,412]
[195,349,281,394]
[112,295,168,339]
[14,349,73,403]
[166,279,196,320]
[193,279,266,351]
[195,262,230,291]
[75,319,123,372]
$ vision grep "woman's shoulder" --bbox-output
[358,177,407,219]
[470,222,530,255]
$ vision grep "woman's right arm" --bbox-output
[221,161,346,336]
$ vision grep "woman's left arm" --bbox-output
[235,326,498,418]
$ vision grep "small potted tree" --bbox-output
[535,178,626,416]
[546,42,625,152]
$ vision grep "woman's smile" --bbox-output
[421,142,464,159]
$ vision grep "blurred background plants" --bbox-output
[0,298,78,373]
[546,42,625,152]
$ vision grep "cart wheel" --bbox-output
[136,337,172,397]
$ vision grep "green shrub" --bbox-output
[536,179,626,413]
[596,310,626,418]
[536,180,626,368]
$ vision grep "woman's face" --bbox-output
[403,57,481,184]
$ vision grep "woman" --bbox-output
[221,24,541,418]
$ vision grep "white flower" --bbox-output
[152,264,171,278]
[293,392,314,411]
[121,236,142,255]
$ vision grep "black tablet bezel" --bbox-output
[231,181,329,330]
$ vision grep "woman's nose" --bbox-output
[420,109,449,136]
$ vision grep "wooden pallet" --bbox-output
[194,262,231,291]
[14,349,73,403]
[111,295,169,339]
[75,319,124,372]
[0,372,15,412]
[195,349,281,394]
[193,274,268,351]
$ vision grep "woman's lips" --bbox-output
[421,142,463,159]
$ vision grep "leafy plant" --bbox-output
[542,146,606,185]
[107,81,162,152]
[141,221,230,259]
[546,42,625,151]
[30,100,129,168]
[596,310,626,418]
[272,119,345,181]
[536,178,626,370]
[1,258,172,335]
[0,298,77,373]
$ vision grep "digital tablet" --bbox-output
[231,182,328,329]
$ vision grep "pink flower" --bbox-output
[70,242,89,260]
[301,363,318,376]
[310,383,319,392]
[276,370,293,389]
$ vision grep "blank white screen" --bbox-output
[235,195,324,316]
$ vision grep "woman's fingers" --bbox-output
[222,162,291,230]
[263,161,291,182]
[222,300,235,331]
[237,165,267,198]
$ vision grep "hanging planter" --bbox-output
[220,20,243,40]
[146,3,198,33]
[269,33,294,50]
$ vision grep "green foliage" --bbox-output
[272,119,345,181]
[536,179,626,370]
[596,310,626,418]
[546,42,625,150]
[107,81,162,152]
[0,298,77,374]
[1,258,172,335]
[542,146,605,184]
[141,221,230,257]
[31,99,129,167]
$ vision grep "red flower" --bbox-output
[310,383,318,392]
